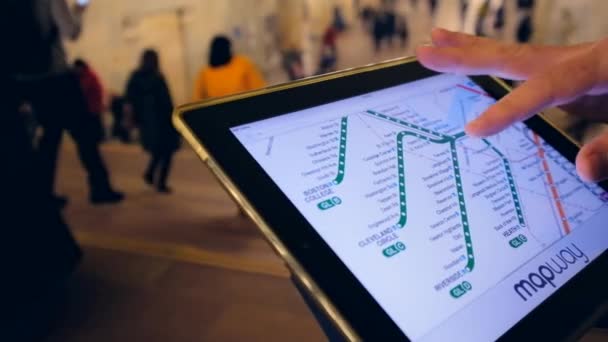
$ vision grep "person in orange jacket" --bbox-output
[193,35,266,101]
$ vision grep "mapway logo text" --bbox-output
[513,243,589,302]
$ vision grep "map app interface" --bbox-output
[231,74,608,341]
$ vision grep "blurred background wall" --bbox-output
[64,0,608,106]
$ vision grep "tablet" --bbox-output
[174,58,608,341]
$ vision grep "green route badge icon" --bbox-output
[509,234,528,248]
[383,241,406,258]
[450,281,473,299]
[318,196,342,211]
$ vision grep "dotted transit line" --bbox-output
[452,131,467,140]
[394,131,451,230]
[366,110,449,139]
[334,117,348,185]
[367,109,476,270]
[483,139,526,227]
[450,140,475,272]
[396,132,408,228]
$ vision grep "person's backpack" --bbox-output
[3,0,57,76]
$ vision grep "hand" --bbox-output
[416,28,608,182]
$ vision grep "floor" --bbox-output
[46,141,325,342]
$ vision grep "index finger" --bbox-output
[416,29,591,80]
[466,48,602,137]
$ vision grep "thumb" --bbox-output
[576,131,608,182]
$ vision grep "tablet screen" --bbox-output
[230,74,608,341]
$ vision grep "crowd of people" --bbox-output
[10,1,271,203]
[3,0,548,208]
[359,0,536,54]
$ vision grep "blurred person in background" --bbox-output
[125,49,179,194]
[193,35,266,101]
[372,7,397,52]
[7,0,123,206]
[318,24,339,74]
[332,6,347,32]
[516,0,535,43]
[473,0,506,38]
[2,0,95,339]
[282,46,305,81]
[74,58,105,143]
[428,0,438,16]
[110,94,132,143]
[396,15,409,48]
[360,5,375,31]
[193,36,266,217]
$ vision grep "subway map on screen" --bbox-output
[231,74,608,341]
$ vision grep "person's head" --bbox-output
[140,49,160,73]
[73,58,88,74]
[209,36,232,68]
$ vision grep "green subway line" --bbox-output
[395,132,408,228]
[366,109,466,142]
[452,131,466,140]
[367,110,449,139]
[334,117,348,185]
[367,109,475,271]
[394,131,453,229]
[450,140,475,271]
[483,139,525,227]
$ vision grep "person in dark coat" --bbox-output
[125,49,179,193]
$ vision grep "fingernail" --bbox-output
[585,153,608,182]
[464,119,492,138]
[465,120,483,137]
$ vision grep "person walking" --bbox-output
[192,36,266,101]
[193,36,265,216]
[3,1,85,339]
[8,0,123,206]
[74,58,105,143]
[372,8,397,52]
[125,49,179,193]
